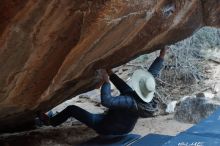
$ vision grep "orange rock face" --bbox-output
[0,0,219,132]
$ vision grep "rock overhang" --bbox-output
[0,0,219,133]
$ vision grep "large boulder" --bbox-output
[0,0,220,132]
[174,96,220,123]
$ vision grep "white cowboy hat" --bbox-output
[131,69,156,103]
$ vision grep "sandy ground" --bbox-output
[134,115,192,136]
[0,96,193,146]
[48,91,193,136]
[50,95,193,137]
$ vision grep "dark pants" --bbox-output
[50,105,104,130]
[49,74,134,134]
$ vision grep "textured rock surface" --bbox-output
[0,126,97,146]
[0,0,220,132]
[174,97,220,124]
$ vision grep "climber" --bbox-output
[37,47,168,135]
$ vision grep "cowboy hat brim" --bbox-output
[131,69,156,103]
